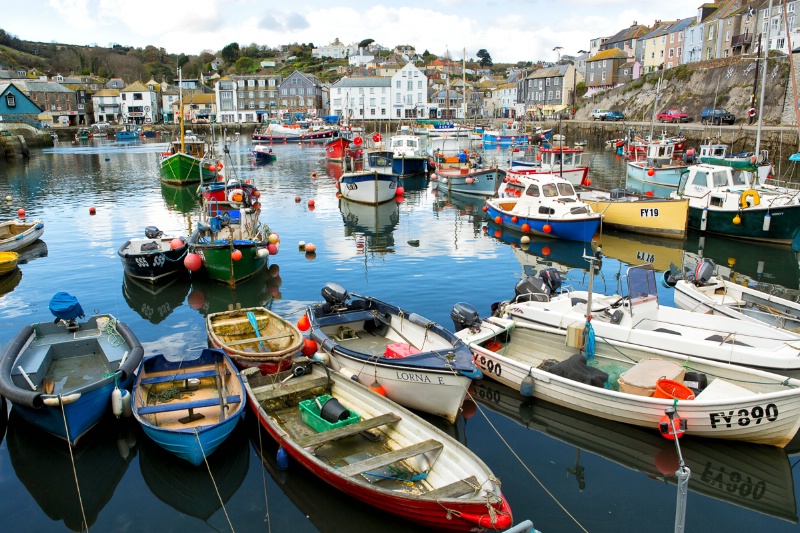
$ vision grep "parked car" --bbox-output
[700,108,736,125]
[656,109,690,123]
[91,122,110,131]
[592,109,611,120]
[605,111,625,121]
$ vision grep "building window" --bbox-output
[725,31,730,41]
[670,33,675,43]
[396,80,401,88]
[708,26,714,40]
[5,94,15,107]
[678,47,682,56]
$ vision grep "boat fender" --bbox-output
[42,392,81,407]
[277,446,289,470]
[112,387,123,418]
[338,367,359,381]
[520,373,534,397]
[700,207,708,231]
[763,212,771,232]
[740,189,760,209]
[121,388,132,417]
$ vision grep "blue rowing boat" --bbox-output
[132,348,244,466]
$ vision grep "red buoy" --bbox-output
[184,253,202,271]
[395,186,405,196]
[17,208,25,218]
[511,216,518,223]
[267,243,278,255]
[170,238,184,249]
[543,223,552,233]
[647,168,655,177]
[301,338,318,356]
[521,223,531,232]
[482,205,488,212]
[308,199,315,207]
[494,215,502,224]
[297,314,310,331]
[659,413,686,440]
[231,249,243,261]
[89,207,96,215]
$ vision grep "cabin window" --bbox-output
[689,171,708,188]
[712,172,730,187]
[557,183,575,195]
[730,171,747,186]
[542,183,559,197]
[525,185,540,197]
[538,206,556,215]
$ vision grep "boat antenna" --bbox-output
[755,0,774,157]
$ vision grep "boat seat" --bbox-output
[137,395,241,415]
[618,359,685,397]
[422,475,479,499]
[705,334,752,347]
[336,439,443,477]
[139,368,230,385]
[314,309,375,327]
[253,375,329,401]
[295,412,401,448]
[223,332,295,347]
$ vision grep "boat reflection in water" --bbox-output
[16,240,48,265]
[247,421,437,533]
[139,419,249,526]
[595,228,684,273]
[326,159,364,181]
[471,379,798,523]
[6,410,138,532]
[187,263,277,316]
[121,274,191,324]
[161,181,201,214]
[339,197,400,254]
[0,267,22,296]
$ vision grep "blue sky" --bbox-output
[6,1,700,63]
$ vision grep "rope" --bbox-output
[195,428,235,532]
[255,411,272,532]
[60,397,89,532]
[103,316,125,347]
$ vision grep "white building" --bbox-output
[329,77,392,121]
[119,81,159,124]
[313,39,357,59]
[390,63,428,119]
[349,48,375,67]
[91,88,121,123]
[496,83,517,118]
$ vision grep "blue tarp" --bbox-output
[48,292,85,320]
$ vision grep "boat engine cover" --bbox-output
[540,268,563,293]
[145,226,163,239]
[451,302,480,332]
[514,276,550,302]
[694,261,714,285]
[322,282,349,305]
[48,292,86,320]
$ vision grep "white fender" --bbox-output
[43,393,82,406]
[111,387,123,418]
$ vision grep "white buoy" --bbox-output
[121,389,132,417]
[520,235,531,244]
[338,367,358,381]
[5,195,11,202]
[256,247,269,258]
[111,388,123,418]
[311,351,329,365]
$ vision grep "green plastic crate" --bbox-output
[299,394,360,433]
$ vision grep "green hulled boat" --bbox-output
[159,136,218,185]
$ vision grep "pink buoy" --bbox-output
[17,208,25,218]
[465,177,474,184]
[304,243,317,253]
[184,253,202,271]
[395,186,405,196]
[267,243,278,255]
[170,238,184,249]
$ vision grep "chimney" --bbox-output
[654,20,661,26]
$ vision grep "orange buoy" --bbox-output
[17,208,25,218]
[494,215,502,224]
[482,205,488,212]
[184,253,202,271]
[312,172,317,178]
[89,207,96,215]
[369,380,387,396]
[297,314,310,331]
[647,168,655,177]
[170,238,184,249]
[308,199,315,207]
[521,223,530,232]
[543,223,552,233]
[231,249,243,261]
[304,243,317,253]
[659,413,686,440]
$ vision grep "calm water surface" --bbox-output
[0,135,799,532]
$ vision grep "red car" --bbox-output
[657,109,690,123]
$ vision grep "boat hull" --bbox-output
[193,242,269,285]
[0,219,45,252]
[485,200,601,242]
[133,349,245,466]
[391,156,427,177]
[626,162,688,188]
[581,194,689,239]
[687,204,800,244]
[433,168,501,196]
[252,130,335,142]
[338,171,398,204]
[117,237,188,283]
[160,153,214,185]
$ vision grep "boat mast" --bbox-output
[179,67,185,154]
[462,48,467,122]
[782,0,800,147]
[755,0,773,156]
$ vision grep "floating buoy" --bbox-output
[17,208,25,218]
[482,205,488,212]
[269,233,279,244]
[170,238,184,249]
[520,235,530,244]
[311,172,317,178]
[5,195,11,202]
[543,223,552,233]
[184,253,202,271]
[304,242,317,253]
[267,243,278,255]
[521,223,531,232]
[231,249,243,261]
[301,338,318,356]
[295,196,301,202]
[369,380,387,396]
[542,246,551,255]
[298,241,306,251]
[494,215,502,224]
[308,199,315,207]
[89,207,96,215]
[277,446,289,470]
[297,314,310,331]
[395,186,405,196]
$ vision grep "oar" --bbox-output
[247,312,264,347]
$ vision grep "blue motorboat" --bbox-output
[0,292,143,445]
[132,348,245,466]
[115,124,142,140]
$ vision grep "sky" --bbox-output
[5,0,703,64]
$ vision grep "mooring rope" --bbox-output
[195,429,235,532]
[256,414,272,533]
[59,397,89,532]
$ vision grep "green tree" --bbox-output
[575,81,587,98]
[221,42,240,64]
[234,56,256,74]
[476,49,492,67]
[358,38,374,49]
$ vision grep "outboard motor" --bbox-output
[540,268,563,294]
[514,275,551,303]
[693,261,714,286]
[321,282,349,306]
[451,302,481,333]
[48,292,85,332]
[145,226,163,239]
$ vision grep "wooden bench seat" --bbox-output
[337,439,443,477]
[137,395,241,415]
[295,413,401,448]
[139,368,230,385]
[223,332,294,347]
[253,375,329,401]
[422,475,479,499]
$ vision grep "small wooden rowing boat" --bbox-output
[243,358,513,531]
[206,306,304,374]
[0,218,44,252]
[132,348,245,466]
[307,283,482,424]
[0,251,20,276]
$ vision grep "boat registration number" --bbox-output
[709,404,778,428]
[640,208,659,217]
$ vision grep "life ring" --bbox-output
[748,108,757,118]
[353,136,363,146]
[740,189,760,208]
[372,132,382,143]
[228,188,244,202]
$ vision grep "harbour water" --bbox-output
[0,135,799,532]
